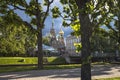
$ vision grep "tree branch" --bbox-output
[42,0,54,23]
[106,23,118,34]
[23,21,36,31]
[9,4,26,11]
[59,13,72,21]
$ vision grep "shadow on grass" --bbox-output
[46,57,66,65]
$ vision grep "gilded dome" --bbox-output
[59,28,64,35]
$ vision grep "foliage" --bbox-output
[52,6,60,18]
[0,21,37,56]
[91,28,117,53]
[42,36,50,46]
[74,43,82,53]
[104,0,120,45]
[0,1,38,56]
[0,26,28,56]
[71,20,81,36]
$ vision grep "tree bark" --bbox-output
[36,14,43,69]
[37,29,43,69]
[75,0,92,80]
[79,14,92,80]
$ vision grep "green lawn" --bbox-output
[44,64,81,69]
[0,57,80,73]
[0,57,111,73]
[46,57,66,64]
[0,64,81,73]
[0,57,37,65]
[95,77,120,80]
[0,57,66,65]
[0,57,109,65]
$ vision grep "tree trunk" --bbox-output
[35,0,43,69]
[37,29,43,69]
[79,14,92,80]
[75,0,92,80]
[36,14,43,69]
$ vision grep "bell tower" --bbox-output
[50,20,56,40]
[58,27,64,44]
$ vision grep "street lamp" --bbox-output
[116,42,119,58]
[0,32,2,35]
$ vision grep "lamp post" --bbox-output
[0,32,2,36]
[116,42,119,58]
[0,32,2,39]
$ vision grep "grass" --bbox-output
[92,62,110,65]
[0,64,81,73]
[0,57,109,65]
[44,64,81,69]
[0,57,70,73]
[94,77,120,80]
[0,66,37,73]
[46,57,66,64]
[0,57,66,65]
[0,57,112,73]
[0,57,37,65]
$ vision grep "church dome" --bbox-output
[59,28,64,35]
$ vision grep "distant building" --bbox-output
[66,35,81,56]
[48,21,65,54]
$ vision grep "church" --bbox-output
[48,22,66,54]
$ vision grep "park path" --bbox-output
[0,64,120,80]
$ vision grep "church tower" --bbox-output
[50,21,56,40]
[58,26,65,54]
[49,21,66,54]
[58,27,65,45]
[49,20,58,48]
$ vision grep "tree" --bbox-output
[91,28,116,53]
[0,14,37,56]
[92,0,120,56]
[104,0,120,46]
[43,36,50,46]
[0,1,37,57]
[53,0,109,80]
[75,1,92,80]
[53,0,92,79]
[0,0,54,69]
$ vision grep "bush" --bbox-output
[18,59,25,62]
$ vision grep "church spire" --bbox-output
[50,19,56,39]
[52,19,54,28]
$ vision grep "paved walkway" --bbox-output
[0,64,120,80]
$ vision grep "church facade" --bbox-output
[48,22,65,54]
